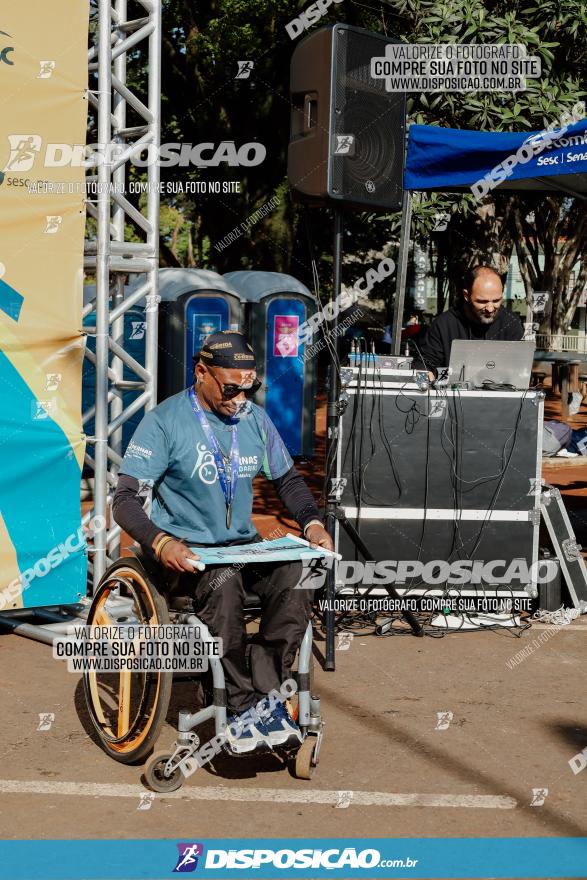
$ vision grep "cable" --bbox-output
[532,606,581,626]
[328,332,531,637]
[375,364,403,502]
[388,368,529,632]
[301,209,342,379]
[436,385,529,630]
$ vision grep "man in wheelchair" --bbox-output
[112,330,333,755]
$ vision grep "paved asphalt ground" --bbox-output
[0,386,586,872]
[0,611,586,844]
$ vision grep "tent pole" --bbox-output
[392,190,412,355]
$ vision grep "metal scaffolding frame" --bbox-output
[83,0,162,590]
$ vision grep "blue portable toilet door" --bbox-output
[265,298,306,456]
[184,295,231,387]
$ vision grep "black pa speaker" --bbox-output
[287,24,406,212]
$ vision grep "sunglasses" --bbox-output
[206,367,262,400]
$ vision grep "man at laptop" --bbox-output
[414,265,523,378]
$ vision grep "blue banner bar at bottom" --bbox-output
[0,838,586,879]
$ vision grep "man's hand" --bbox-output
[158,539,201,572]
[305,523,334,552]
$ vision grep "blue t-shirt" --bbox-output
[120,390,293,545]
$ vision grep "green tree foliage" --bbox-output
[392,0,586,333]
[121,0,586,333]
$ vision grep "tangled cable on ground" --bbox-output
[532,606,583,626]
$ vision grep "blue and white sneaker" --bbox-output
[224,712,269,755]
[262,700,303,749]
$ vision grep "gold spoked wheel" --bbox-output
[83,557,173,765]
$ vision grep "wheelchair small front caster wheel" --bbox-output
[294,737,317,780]
[145,751,184,793]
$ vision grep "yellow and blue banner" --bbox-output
[0,2,89,609]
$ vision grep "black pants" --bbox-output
[144,545,313,713]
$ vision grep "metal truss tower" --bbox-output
[83,0,162,589]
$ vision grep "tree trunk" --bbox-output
[512,195,587,348]
[187,222,195,268]
[170,215,182,261]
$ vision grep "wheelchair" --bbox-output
[82,554,324,792]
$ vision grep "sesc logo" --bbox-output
[0,31,14,66]
[173,843,204,873]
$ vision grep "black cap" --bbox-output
[196,331,257,370]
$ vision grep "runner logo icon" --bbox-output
[173,843,204,872]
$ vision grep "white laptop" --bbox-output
[448,340,535,390]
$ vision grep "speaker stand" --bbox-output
[330,508,424,638]
[322,212,423,672]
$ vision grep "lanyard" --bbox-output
[189,387,239,528]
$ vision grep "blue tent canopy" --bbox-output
[391,116,587,354]
[405,117,587,196]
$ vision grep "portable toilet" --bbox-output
[83,269,243,459]
[224,271,317,458]
[156,268,243,399]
